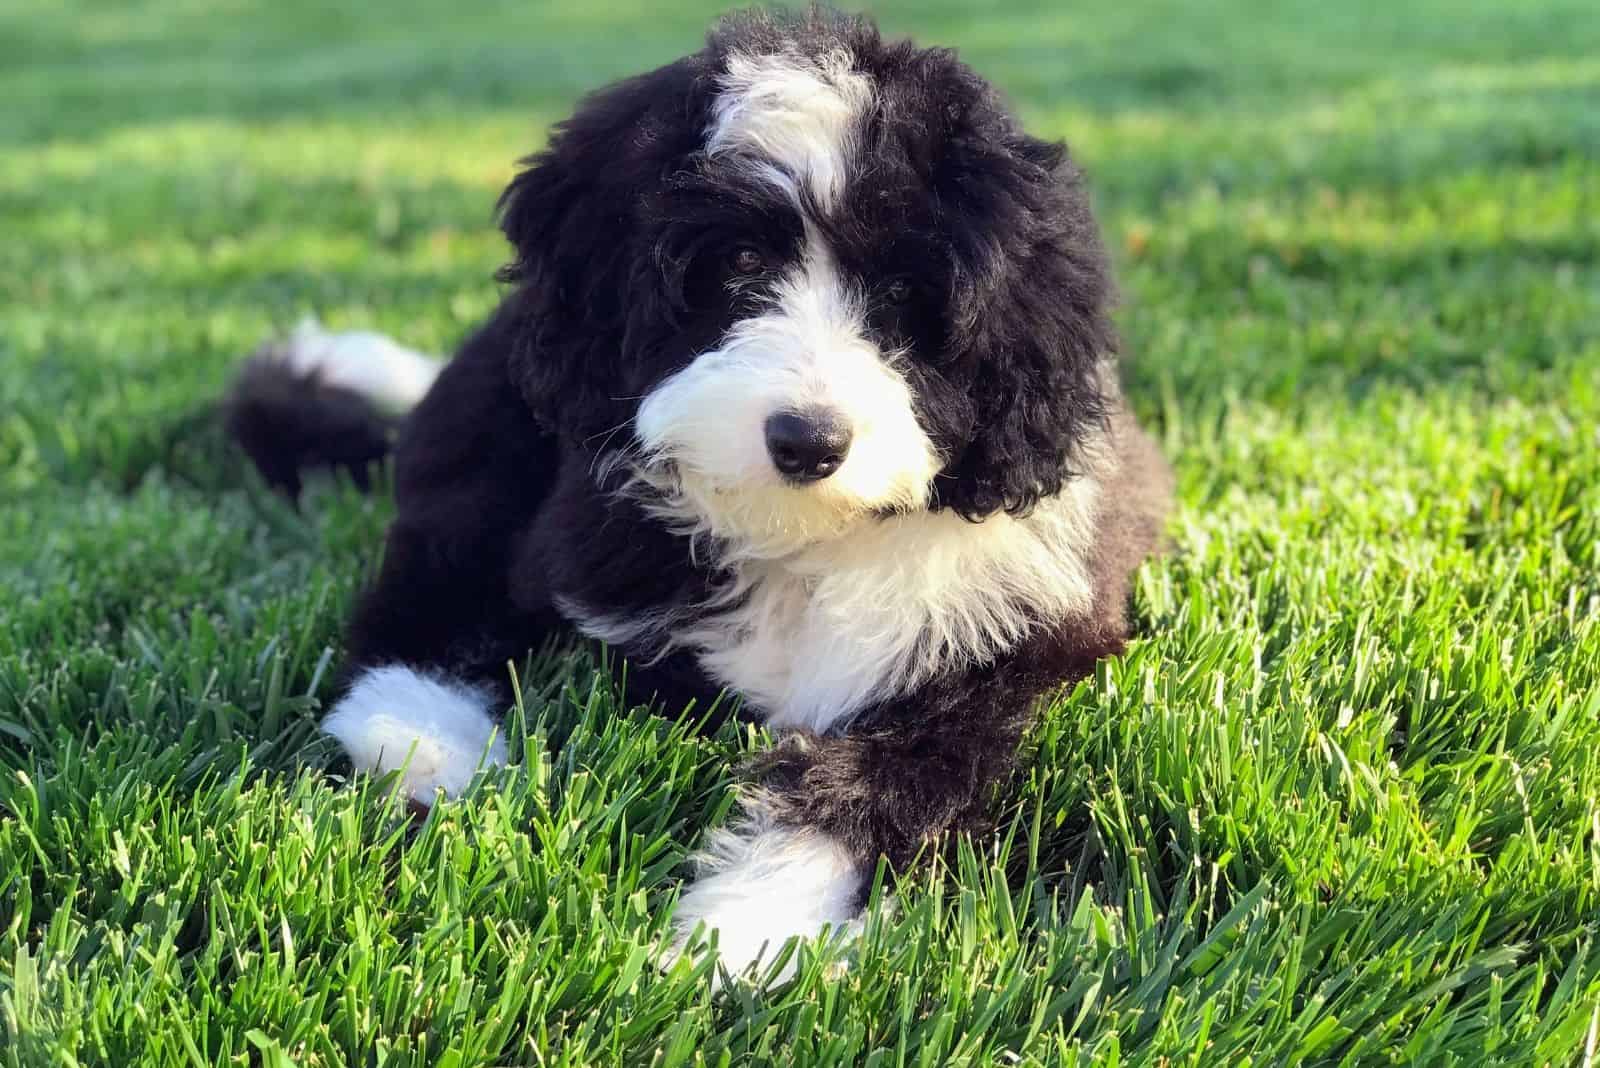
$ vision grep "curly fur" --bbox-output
[227,5,1172,983]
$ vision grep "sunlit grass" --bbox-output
[2,0,1599,1064]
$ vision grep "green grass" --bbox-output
[3,0,1599,1063]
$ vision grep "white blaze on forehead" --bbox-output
[706,48,872,208]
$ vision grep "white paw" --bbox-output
[321,665,507,804]
[667,801,865,985]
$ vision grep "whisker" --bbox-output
[583,417,636,447]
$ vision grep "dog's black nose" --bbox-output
[764,410,852,482]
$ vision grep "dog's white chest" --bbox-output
[690,490,1101,733]
[564,484,1100,734]
[694,567,895,732]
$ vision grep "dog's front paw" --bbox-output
[666,806,865,985]
[321,665,507,806]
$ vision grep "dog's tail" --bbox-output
[224,320,443,498]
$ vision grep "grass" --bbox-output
[2,0,1598,1063]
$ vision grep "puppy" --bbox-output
[227,6,1172,980]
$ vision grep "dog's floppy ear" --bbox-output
[933,129,1116,519]
[497,55,709,439]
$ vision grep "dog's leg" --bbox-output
[669,631,1108,983]
[667,790,866,981]
[667,712,1028,983]
[321,663,509,803]
[317,315,562,808]
[324,517,558,807]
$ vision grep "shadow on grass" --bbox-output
[9,0,1598,148]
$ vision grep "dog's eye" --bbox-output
[883,277,915,305]
[729,246,767,277]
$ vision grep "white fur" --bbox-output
[635,237,939,561]
[620,45,1109,733]
[696,477,1101,731]
[573,453,1102,733]
[282,319,442,413]
[654,47,934,560]
[706,49,872,209]
[670,795,864,983]
[321,665,507,804]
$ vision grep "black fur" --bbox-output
[755,410,1170,868]
[495,7,1115,517]
[229,6,1171,920]
[224,349,394,499]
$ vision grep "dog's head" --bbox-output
[499,7,1114,556]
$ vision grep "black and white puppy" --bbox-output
[228,6,1172,978]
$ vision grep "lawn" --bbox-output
[3,0,1599,1063]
